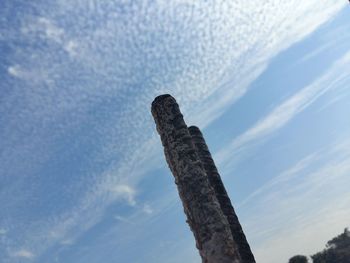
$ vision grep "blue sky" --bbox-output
[0,1,349,263]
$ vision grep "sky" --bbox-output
[0,1,349,263]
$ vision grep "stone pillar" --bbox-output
[151,94,241,263]
[189,126,256,263]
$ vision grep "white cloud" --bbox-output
[114,215,127,222]
[240,140,350,263]
[21,16,78,57]
[186,1,346,127]
[63,40,78,56]
[13,249,35,259]
[142,204,153,215]
[216,51,350,167]
[110,184,137,206]
[254,206,350,263]
[37,17,64,42]
[114,215,133,225]
[8,65,25,78]
[7,64,51,82]
[0,1,347,261]
[21,17,64,43]
[60,239,74,246]
[238,153,319,209]
[0,228,7,235]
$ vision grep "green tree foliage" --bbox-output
[289,255,308,263]
[289,228,350,263]
[311,228,350,263]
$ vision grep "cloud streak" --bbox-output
[13,249,35,259]
[110,185,137,206]
[216,51,350,167]
[0,1,346,261]
[242,139,350,263]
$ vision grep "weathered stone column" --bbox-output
[151,94,241,263]
[189,126,256,263]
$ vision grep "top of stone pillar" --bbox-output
[188,126,202,135]
[151,94,173,108]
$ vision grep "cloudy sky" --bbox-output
[1,1,349,263]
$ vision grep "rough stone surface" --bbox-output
[151,94,241,263]
[189,126,256,263]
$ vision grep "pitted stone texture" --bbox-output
[189,126,256,263]
[152,95,241,263]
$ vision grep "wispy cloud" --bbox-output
[60,239,74,246]
[216,51,350,167]
[13,249,35,259]
[0,1,347,262]
[237,153,319,209]
[110,185,137,206]
[25,17,64,42]
[7,65,25,78]
[114,215,132,224]
[21,17,78,56]
[187,1,346,127]
[241,139,350,263]
[142,204,153,215]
